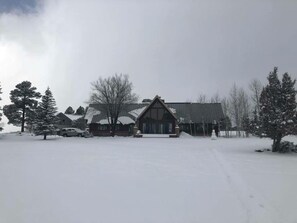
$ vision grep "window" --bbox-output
[158,109,164,120]
[151,109,158,120]
[98,125,108,131]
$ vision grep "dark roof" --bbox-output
[166,103,225,123]
[86,101,224,124]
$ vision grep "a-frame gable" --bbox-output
[136,95,177,121]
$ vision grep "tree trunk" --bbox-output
[111,124,116,137]
[43,133,47,140]
[21,106,26,132]
[272,133,282,152]
[111,117,118,137]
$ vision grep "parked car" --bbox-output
[59,128,87,137]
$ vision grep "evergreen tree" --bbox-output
[65,106,75,114]
[75,106,85,115]
[4,81,41,132]
[242,115,251,137]
[281,73,297,135]
[0,83,2,131]
[249,109,261,137]
[259,67,297,152]
[3,104,22,126]
[34,87,58,140]
[26,101,38,133]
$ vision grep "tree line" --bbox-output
[64,106,85,115]
[0,68,296,151]
[0,81,88,139]
[1,81,57,139]
[197,80,261,136]
[198,67,297,152]
[0,74,137,139]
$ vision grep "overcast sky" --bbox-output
[1,0,297,130]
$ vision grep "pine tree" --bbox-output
[75,106,85,115]
[242,115,251,137]
[26,101,38,133]
[0,83,2,131]
[281,73,297,135]
[259,67,297,152]
[34,87,58,140]
[65,106,75,114]
[4,81,41,132]
[249,109,261,137]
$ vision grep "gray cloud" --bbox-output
[0,0,39,14]
[0,0,297,132]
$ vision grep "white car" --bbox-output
[60,128,86,137]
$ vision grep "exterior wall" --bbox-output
[89,122,219,137]
[89,123,133,136]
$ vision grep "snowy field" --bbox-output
[0,133,297,223]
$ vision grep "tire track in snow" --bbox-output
[207,147,284,223]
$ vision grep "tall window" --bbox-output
[140,100,175,134]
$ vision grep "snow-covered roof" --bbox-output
[85,107,101,124]
[64,114,83,121]
[118,116,135,125]
[86,97,224,124]
[97,116,135,125]
[169,107,176,113]
[128,107,146,118]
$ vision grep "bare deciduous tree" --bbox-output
[197,93,221,103]
[249,79,262,114]
[210,93,221,103]
[238,88,250,118]
[197,94,207,103]
[90,74,138,136]
[229,83,250,136]
[221,97,230,117]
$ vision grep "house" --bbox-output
[56,112,86,129]
[85,95,225,137]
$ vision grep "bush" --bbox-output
[278,141,297,153]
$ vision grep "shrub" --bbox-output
[277,141,297,153]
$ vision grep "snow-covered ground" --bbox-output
[0,133,296,223]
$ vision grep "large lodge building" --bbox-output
[85,95,225,137]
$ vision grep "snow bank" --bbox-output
[179,131,192,138]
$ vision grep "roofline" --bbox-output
[89,102,222,106]
[165,102,222,105]
[136,95,177,121]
